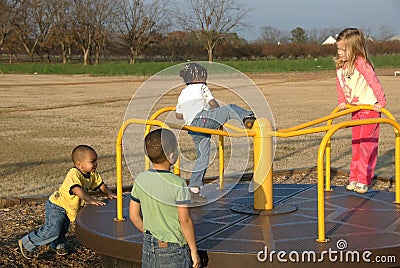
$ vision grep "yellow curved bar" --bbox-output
[279,105,392,134]
[179,125,255,138]
[115,119,170,221]
[325,105,398,191]
[275,125,331,138]
[223,122,249,133]
[145,107,176,170]
[279,108,359,133]
[317,117,400,242]
[146,107,256,192]
[115,117,254,221]
[145,107,255,184]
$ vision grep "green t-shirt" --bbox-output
[130,170,191,245]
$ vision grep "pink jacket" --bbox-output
[336,57,386,107]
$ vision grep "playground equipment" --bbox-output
[76,105,400,267]
[115,105,400,241]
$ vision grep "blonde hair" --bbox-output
[335,28,373,73]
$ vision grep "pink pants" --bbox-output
[349,110,380,185]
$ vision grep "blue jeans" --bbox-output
[21,199,70,252]
[188,104,253,187]
[142,232,191,268]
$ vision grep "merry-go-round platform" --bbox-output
[76,176,400,268]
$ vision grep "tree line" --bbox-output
[1,0,399,65]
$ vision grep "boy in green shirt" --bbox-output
[129,128,201,268]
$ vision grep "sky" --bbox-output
[239,0,400,41]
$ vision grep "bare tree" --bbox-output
[116,0,170,64]
[71,0,114,65]
[11,0,54,61]
[48,0,74,64]
[161,30,203,62]
[376,25,394,41]
[93,2,117,64]
[260,26,287,44]
[164,30,186,62]
[35,0,57,62]
[0,0,21,57]
[175,0,249,62]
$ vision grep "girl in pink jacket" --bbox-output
[335,28,386,194]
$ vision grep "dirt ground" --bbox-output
[1,69,399,198]
[1,68,399,267]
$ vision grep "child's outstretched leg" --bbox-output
[188,104,255,203]
[198,104,255,129]
[18,200,69,259]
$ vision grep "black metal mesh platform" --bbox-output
[76,183,400,267]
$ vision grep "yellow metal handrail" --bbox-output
[316,117,400,242]
[144,107,253,190]
[115,117,255,221]
[144,107,176,171]
[268,105,400,242]
[324,105,397,190]
[115,105,400,245]
[115,119,171,221]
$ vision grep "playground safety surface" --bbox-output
[76,182,400,268]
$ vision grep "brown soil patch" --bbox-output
[1,70,400,197]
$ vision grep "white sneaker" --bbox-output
[346,181,357,191]
[354,183,368,194]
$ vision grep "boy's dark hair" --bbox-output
[72,145,96,164]
[180,62,207,84]
[145,128,177,164]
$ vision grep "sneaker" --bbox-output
[18,239,33,260]
[50,246,68,256]
[243,116,256,129]
[190,191,208,204]
[346,181,357,191]
[354,183,368,194]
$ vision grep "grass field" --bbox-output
[1,55,399,75]
[1,67,399,198]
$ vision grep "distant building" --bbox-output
[322,36,336,45]
[386,35,400,41]
[322,34,375,45]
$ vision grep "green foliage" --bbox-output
[0,55,399,76]
[224,57,336,73]
[290,27,307,43]
[370,55,400,68]
[0,62,176,76]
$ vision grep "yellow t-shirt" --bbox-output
[49,167,103,222]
